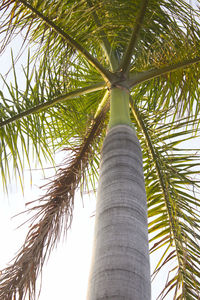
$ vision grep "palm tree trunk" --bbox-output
[87,124,151,299]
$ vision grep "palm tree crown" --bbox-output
[0,0,200,299]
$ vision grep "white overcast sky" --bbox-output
[1,2,199,295]
[0,37,96,299]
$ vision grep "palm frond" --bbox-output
[129,56,200,89]
[120,0,148,73]
[0,101,109,300]
[129,55,200,126]
[131,100,200,299]
[85,0,118,71]
[0,0,113,81]
[1,0,199,70]
[0,49,107,189]
[0,82,106,128]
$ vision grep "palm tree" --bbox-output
[0,0,200,298]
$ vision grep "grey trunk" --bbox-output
[87,125,151,300]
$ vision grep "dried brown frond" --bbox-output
[0,103,109,300]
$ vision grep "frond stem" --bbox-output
[0,102,109,300]
[128,57,200,88]
[94,90,109,118]
[17,0,113,82]
[86,0,118,71]
[130,99,182,282]
[0,82,106,127]
[120,0,148,73]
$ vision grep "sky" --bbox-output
[0,37,98,299]
[0,156,174,300]
[0,8,199,298]
[0,172,96,299]
[0,43,175,300]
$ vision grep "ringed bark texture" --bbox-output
[87,125,151,300]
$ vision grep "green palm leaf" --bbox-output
[131,101,200,299]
